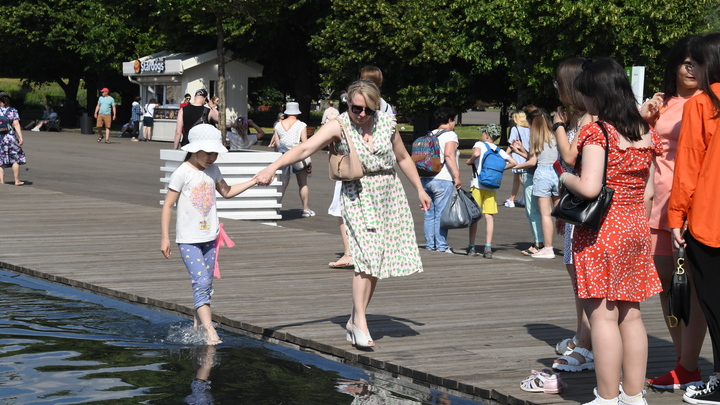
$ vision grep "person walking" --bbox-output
[269,102,314,217]
[421,107,462,254]
[0,91,27,186]
[640,35,707,391]
[160,124,257,345]
[563,57,662,405]
[253,79,431,348]
[94,88,116,144]
[669,32,720,405]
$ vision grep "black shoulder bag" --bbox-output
[551,121,615,231]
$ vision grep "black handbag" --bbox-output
[551,122,614,231]
[667,246,691,328]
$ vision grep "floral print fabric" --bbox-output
[335,112,423,279]
[572,122,663,302]
[0,106,26,168]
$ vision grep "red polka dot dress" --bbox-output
[572,122,663,302]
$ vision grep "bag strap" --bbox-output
[575,121,610,186]
[331,117,359,158]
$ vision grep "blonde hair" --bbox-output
[528,109,555,155]
[512,111,529,127]
[346,79,380,111]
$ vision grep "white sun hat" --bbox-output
[284,102,301,116]
[181,124,228,153]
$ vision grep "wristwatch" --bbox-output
[552,122,567,132]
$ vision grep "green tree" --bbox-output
[0,0,164,126]
[313,0,713,120]
[159,0,255,139]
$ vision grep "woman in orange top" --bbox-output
[640,35,707,391]
[669,32,720,405]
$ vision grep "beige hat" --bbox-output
[181,124,228,153]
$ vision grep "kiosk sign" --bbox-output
[134,58,166,74]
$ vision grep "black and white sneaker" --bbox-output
[684,375,720,404]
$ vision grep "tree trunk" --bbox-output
[56,76,82,128]
[216,14,227,145]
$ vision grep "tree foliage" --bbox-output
[0,0,165,123]
[313,0,714,114]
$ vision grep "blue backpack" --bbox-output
[477,142,506,189]
[0,107,12,134]
[411,129,447,177]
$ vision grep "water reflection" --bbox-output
[0,271,482,404]
[185,345,216,405]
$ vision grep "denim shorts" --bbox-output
[532,164,559,198]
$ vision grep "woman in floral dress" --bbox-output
[0,91,27,186]
[560,58,662,404]
[254,79,431,348]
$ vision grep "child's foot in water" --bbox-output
[199,323,223,345]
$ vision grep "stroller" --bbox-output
[118,120,134,137]
[45,112,61,132]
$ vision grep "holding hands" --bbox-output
[252,168,275,186]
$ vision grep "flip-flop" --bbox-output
[522,245,543,256]
[329,257,353,268]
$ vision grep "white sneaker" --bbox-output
[31,128,40,132]
[532,247,555,259]
[504,199,515,208]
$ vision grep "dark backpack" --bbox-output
[477,142,506,189]
[411,129,447,177]
[0,108,12,134]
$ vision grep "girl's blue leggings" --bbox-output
[179,241,217,310]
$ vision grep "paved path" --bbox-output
[0,129,706,405]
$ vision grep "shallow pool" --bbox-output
[0,270,481,405]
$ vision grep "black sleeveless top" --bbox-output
[180,104,209,146]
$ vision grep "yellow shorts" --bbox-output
[471,187,498,215]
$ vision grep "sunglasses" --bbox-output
[581,58,593,70]
[350,104,376,116]
[683,61,695,74]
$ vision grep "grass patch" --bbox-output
[0,78,86,110]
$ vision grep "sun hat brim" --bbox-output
[181,141,228,154]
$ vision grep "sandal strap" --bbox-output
[573,346,593,361]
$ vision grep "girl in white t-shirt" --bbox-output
[160,124,256,345]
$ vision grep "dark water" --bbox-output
[0,270,482,405]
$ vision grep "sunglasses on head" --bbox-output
[350,104,376,116]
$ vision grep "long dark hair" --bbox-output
[575,58,649,141]
[662,35,702,103]
[556,57,587,123]
[690,32,720,119]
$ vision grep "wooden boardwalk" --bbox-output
[0,130,710,405]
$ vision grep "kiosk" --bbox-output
[122,50,263,142]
